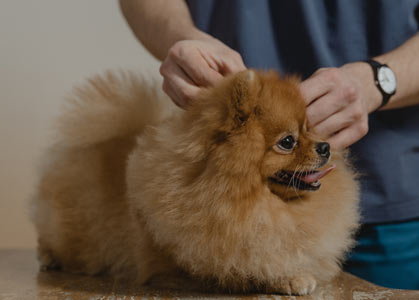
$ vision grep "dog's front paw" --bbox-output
[269,274,317,295]
[37,246,61,272]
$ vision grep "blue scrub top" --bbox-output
[187,0,419,223]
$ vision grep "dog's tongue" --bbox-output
[297,165,336,183]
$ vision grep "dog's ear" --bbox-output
[227,70,259,128]
[204,70,259,144]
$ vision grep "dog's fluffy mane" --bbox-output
[32,70,359,294]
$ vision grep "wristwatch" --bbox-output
[365,59,397,109]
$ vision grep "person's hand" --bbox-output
[159,37,246,108]
[299,62,382,150]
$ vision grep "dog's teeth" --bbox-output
[311,180,321,187]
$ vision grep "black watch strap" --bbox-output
[364,59,393,110]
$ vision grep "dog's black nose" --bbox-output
[316,142,330,158]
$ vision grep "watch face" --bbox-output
[378,66,396,94]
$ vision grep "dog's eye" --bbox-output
[278,135,296,151]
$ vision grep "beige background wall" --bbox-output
[0,1,160,248]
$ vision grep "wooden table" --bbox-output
[1,249,418,300]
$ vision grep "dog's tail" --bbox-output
[54,71,173,149]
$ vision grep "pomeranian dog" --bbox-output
[32,70,359,295]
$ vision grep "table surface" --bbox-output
[1,249,418,300]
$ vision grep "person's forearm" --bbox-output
[119,0,209,60]
[374,33,419,110]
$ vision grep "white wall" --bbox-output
[0,1,160,248]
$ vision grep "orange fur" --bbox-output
[32,70,359,295]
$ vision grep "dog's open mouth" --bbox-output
[269,165,336,191]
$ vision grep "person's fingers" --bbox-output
[160,59,201,107]
[327,122,369,150]
[161,39,247,107]
[299,75,331,106]
[198,48,246,76]
[172,49,223,87]
[162,80,187,108]
[312,67,329,76]
[218,50,246,74]
[306,92,341,127]
[311,108,355,138]
[312,100,366,138]
[306,90,354,127]
[300,68,348,106]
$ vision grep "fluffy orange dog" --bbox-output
[32,70,359,295]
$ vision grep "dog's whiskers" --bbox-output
[286,164,299,191]
[289,165,302,196]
